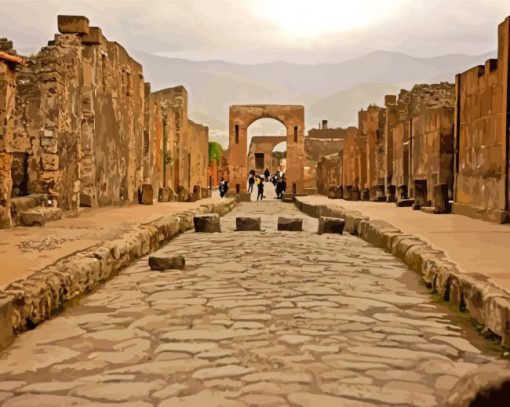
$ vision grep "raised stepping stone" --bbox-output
[20,207,62,226]
[282,195,294,203]
[193,213,221,232]
[149,255,185,271]
[277,217,302,231]
[236,217,261,231]
[420,206,435,214]
[318,216,345,234]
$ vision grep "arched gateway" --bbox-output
[227,104,305,193]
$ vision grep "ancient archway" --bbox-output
[228,105,305,193]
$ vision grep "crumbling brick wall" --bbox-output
[411,106,454,203]
[387,83,455,197]
[0,39,22,228]
[359,106,386,199]
[341,127,361,196]
[453,17,510,223]
[316,153,342,195]
[304,137,344,190]
[11,17,146,210]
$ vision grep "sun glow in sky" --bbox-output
[254,0,405,38]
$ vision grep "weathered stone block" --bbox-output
[139,184,154,205]
[57,15,90,35]
[433,183,451,214]
[148,255,185,271]
[361,189,370,201]
[236,217,261,231]
[282,195,294,203]
[20,207,62,226]
[0,296,13,351]
[386,185,396,202]
[81,26,103,45]
[318,216,345,234]
[277,217,303,231]
[158,187,171,202]
[193,213,221,232]
[41,153,59,171]
[396,199,414,207]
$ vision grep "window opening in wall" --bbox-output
[294,126,298,142]
[235,125,239,144]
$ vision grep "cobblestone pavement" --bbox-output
[0,202,500,406]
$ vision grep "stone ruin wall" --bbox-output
[316,153,342,196]
[0,15,210,223]
[341,127,361,196]
[247,136,286,175]
[389,83,455,197]
[303,127,346,191]
[10,17,146,210]
[0,40,20,228]
[453,17,510,222]
[359,106,386,199]
[412,106,455,202]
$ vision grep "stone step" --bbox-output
[277,217,303,231]
[20,207,62,227]
[148,255,185,271]
[318,216,345,234]
[235,217,261,231]
[193,214,221,233]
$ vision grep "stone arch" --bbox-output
[228,104,305,193]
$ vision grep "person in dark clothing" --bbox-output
[219,178,228,198]
[257,177,264,201]
[281,176,287,198]
[275,177,282,199]
[248,173,255,192]
[264,168,270,182]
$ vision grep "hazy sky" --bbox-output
[1,0,509,63]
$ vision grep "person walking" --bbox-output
[281,175,287,198]
[257,176,264,201]
[248,173,255,193]
[264,168,270,182]
[219,177,228,198]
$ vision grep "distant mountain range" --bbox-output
[132,50,494,147]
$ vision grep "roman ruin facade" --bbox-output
[453,16,510,223]
[247,135,286,174]
[228,104,304,193]
[0,40,23,228]
[0,16,210,229]
[303,120,345,192]
[316,153,342,197]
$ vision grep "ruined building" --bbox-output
[0,40,24,228]
[360,106,386,200]
[316,153,342,197]
[304,120,346,192]
[453,16,510,223]
[247,136,286,174]
[0,16,209,229]
[385,83,455,203]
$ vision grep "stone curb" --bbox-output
[294,197,510,348]
[0,198,236,350]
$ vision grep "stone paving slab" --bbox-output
[0,201,506,406]
[0,198,236,349]
[294,196,510,348]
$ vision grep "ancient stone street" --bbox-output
[0,200,500,406]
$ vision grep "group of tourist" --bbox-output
[248,169,287,201]
[218,168,286,200]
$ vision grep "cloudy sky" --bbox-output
[1,0,509,64]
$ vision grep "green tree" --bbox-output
[209,141,223,164]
